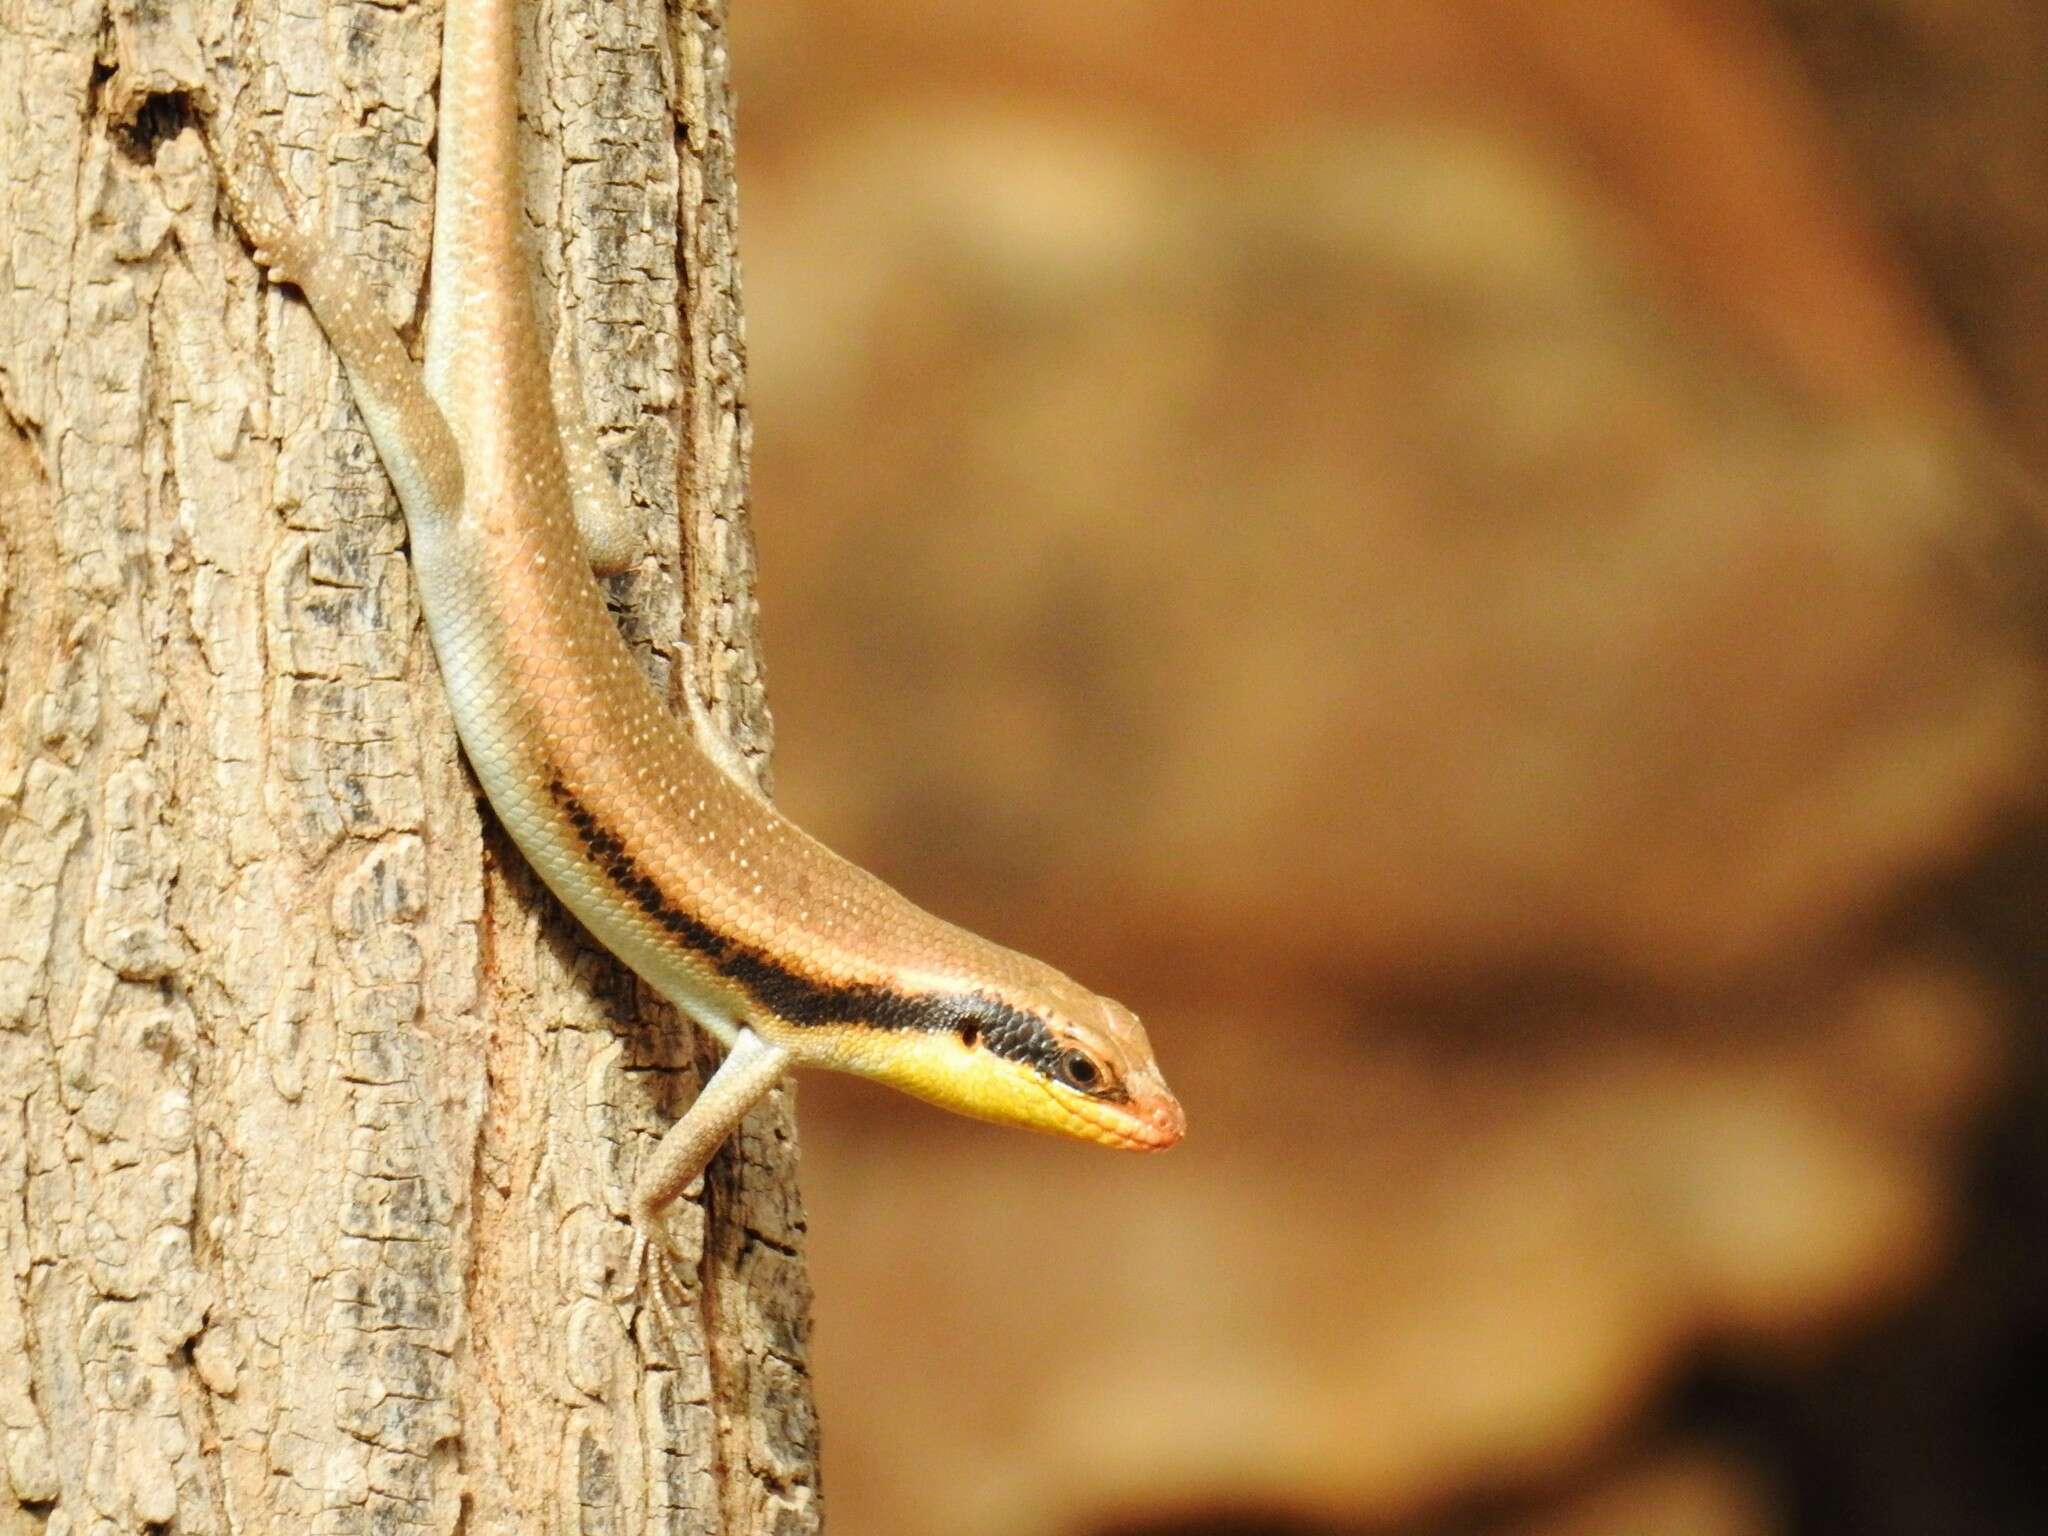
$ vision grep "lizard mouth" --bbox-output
[1067,1083,1186,1151]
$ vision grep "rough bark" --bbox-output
[0,1,819,1531]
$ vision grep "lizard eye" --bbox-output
[1056,1049,1102,1091]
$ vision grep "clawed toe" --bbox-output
[629,1222,690,1348]
[202,124,312,285]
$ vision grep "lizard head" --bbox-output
[826,975,1186,1152]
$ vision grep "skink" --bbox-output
[210,0,1184,1275]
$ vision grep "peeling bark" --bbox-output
[0,0,819,1530]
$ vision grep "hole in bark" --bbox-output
[114,89,194,162]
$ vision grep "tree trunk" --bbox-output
[0,1,820,1531]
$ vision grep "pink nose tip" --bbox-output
[1141,1092,1187,1147]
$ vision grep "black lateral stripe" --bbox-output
[544,774,1067,1072]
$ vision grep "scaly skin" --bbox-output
[211,0,1183,1263]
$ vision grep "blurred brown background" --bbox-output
[726,3,2048,1533]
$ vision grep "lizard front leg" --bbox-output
[631,1025,790,1245]
[629,1027,789,1332]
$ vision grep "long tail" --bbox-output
[423,0,560,476]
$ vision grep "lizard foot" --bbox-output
[628,1215,695,1352]
[201,124,315,289]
